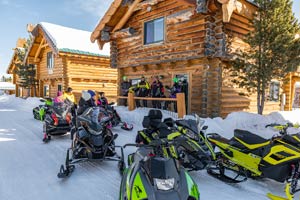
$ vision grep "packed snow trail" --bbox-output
[0,95,297,200]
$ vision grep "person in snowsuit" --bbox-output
[54,91,64,104]
[77,90,97,115]
[120,76,131,106]
[150,76,164,109]
[136,76,150,107]
[97,92,109,107]
[63,87,76,104]
[166,77,182,112]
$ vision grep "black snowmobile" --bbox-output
[136,109,215,171]
[33,98,53,121]
[57,106,124,178]
[42,99,73,143]
[101,102,133,131]
[119,139,200,200]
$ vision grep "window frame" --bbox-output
[47,52,54,69]
[57,84,62,92]
[143,17,165,45]
[269,81,280,102]
[43,85,50,97]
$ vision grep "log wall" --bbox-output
[115,0,206,68]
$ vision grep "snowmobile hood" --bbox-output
[120,159,200,200]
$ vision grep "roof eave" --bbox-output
[90,0,123,43]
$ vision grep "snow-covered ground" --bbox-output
[0,94,299,200]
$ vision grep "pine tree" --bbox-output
[14,39,38,96]
[230,0,300,114]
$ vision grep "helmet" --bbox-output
[87,90,96,97]
[82,90,91,101]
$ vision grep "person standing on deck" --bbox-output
[136,76,150,107]
[120,76,131,106]
[150,76,164,109]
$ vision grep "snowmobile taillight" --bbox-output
[148,153,156,157]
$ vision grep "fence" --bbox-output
[118,92,186,118]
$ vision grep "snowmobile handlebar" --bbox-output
[265,123,294,128]
[124,139,179,149]
[265,123,300,135]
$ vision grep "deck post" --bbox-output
[176,93,186,118]
[128,92,135,111]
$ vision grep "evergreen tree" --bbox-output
[14,39,38,96]
[230,0,300,114]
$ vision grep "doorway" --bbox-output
[174,74,189,113]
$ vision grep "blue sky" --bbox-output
[0,0,299,75]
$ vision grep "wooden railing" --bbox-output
[118,92,186,118]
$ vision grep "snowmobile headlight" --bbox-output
[154,178,175,191]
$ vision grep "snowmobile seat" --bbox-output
[233,129,269,150]
[148,109,163,127]
[156,123,173,138]
[142,116,151,128]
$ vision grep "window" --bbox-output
[269,81,280,101]
[47,52,54,69]
[144,17,164,45]
[44,85,49,97]
[57,84,62,92]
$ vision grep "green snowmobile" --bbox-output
[33,98,53,121]
[119,139,200,200]
[135,109,215,171]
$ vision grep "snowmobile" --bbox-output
[57,106,124,178]
[101,102,133,131]
[206,128,300,200]
[32,98,53,121]
[119,139,200,200]
[42,100,73,143]
[136,109,214,171]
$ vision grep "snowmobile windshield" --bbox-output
[176,119,198,134]
[142,157,179,180]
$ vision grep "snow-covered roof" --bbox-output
[0,82,15,90]
[39,22,110,56]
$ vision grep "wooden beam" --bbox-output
[34,38,45,62]
[112,0,142,32]
[111,27,136,39]
[91,0,123,42]
[218,0,235,22]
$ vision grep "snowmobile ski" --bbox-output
[57,164,75,178]
[267,183,294,200]
[120,122,133,131]
[207,162,247,183]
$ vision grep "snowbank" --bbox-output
[0,94,41,112]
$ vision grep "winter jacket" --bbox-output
[121,81,132,96]
[151,80,164,97]
[63,92,76,104]
[54,96,64,103]
[137,81,150,97]
[97,97,108,107]
[169,83,182,98]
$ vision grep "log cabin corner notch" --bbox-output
[6,38,27,97]
[91,0,297,117]
[22,22,117,102]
